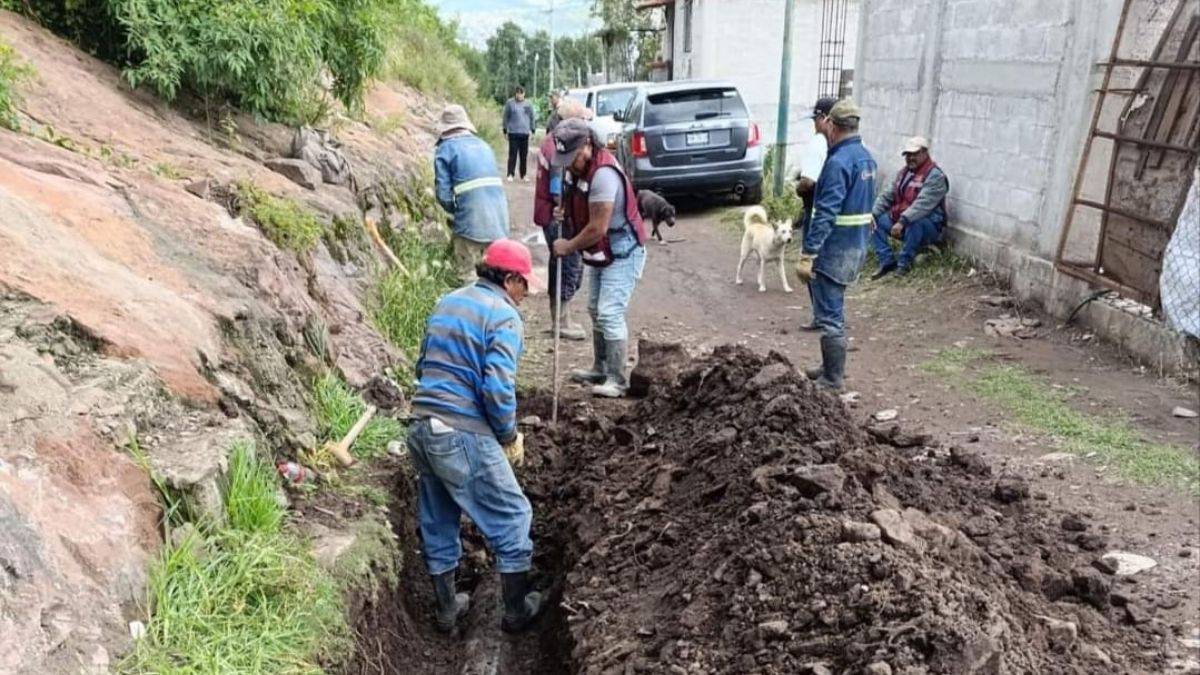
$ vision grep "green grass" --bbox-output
[238,182,325,253]
[922,348,1200,493]
[860,244,974,290]
[0,39,34,131]
[312,373,404,460]
[120,440,350,674]
[224,441,285,534]
[367,228,456,362]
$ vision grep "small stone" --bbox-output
[747,363,792,390]
[1075,533,1108,552]
[873,409,899,422]
[1180,548,1194,558]
[842,521,883,543]
[993,477,1030,504]
[519,415,543,428]
[1100,551,1157,576]
[1079,644,1113,666]
[1172,406,1198,418]
[871,509,923,552]
[792,464,847,498]
[864,662,892,675]
[1035,615,1078,651]
[264,157,321,190]
[802,665,833,675]
[1124,603,1152,625]
[1071,566,1110,608]
[129,621,147,640]
[758,620,789,640]
[1038,452,1075,462]
[1061,514,1088,532]
[1109,590,1131,607]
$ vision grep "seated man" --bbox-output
[870,136,949,279]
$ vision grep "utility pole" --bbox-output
[773,0,796,198]
[549,0,556,95]
[533,52,540,99]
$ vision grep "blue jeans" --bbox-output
[545,221,583,303]
[406,419,533,576]
[587,245,647,341]
[810,273,847,338]
[873,212,944,269]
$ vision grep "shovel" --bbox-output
[325,404,377,468]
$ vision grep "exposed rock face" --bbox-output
[0,11,441,672]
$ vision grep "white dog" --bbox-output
[735,206,794,293]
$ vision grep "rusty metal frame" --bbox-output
[1054,0,1200,308]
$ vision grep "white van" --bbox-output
[566,82,647,148]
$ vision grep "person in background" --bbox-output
[535,99,593,342]
[502,86,536,182]
[408,239,546,635]
[550,119,649,398]
[545,90,563,133]
[433,104,509,283]
[870,136,950,279]
[794,99,877,392]
[795,96,837,331]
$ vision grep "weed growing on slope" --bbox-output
[120,440,350,674]
[368,228,456,362]
[0,39,33,130]
[238,182,325,253]
[312,373,404,460]
[224,441,284,534]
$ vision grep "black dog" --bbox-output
[636,190,677,242]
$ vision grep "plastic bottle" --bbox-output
[276,461,310,485]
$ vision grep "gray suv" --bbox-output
[613,80,763,204]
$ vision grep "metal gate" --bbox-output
[1055,0,1200,309]
[818,0,851,98]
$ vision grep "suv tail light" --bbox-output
[631,131,648,158]
[747,122,761,148]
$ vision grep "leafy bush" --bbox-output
[237,182,325,253]
[0,39,33,130]
[312,373,404,460]
[762,145,803,223]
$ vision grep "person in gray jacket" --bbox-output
[502,86,536,182]
[870,136,950,279]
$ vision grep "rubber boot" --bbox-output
[814,335,847,392]
[570,331,607,384]
[591,339,628,398]
[560,300,587,341]
[500,572,544,633]
[431,571,470,633]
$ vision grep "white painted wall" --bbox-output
[669,0,860,173]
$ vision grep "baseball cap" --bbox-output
[901,136,930,155]
[829,98,861,125]
[550,118,595,168]
[482,239,545,292]
[802,96,837,120]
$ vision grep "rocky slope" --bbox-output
[0,11,441,672]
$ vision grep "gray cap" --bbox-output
[550,118,595,168]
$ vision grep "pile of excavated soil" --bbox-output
[522,345,1175,674]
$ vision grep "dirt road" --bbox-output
[504,179,1200,643]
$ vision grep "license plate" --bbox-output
[685,131,708,146]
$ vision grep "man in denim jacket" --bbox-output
[434,104,510,282]
[795,99,877,392]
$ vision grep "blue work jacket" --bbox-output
[802,135,878,285]
[434,134,509,243]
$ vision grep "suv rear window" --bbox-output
[644,88,748,126]
[595,88,637,117]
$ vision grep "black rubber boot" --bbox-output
[500,572,544,633]
[814,335,847,392]
[431,571,470,633]
[592,339,628,398]
[870,261,897,281]
[570,330,607,384]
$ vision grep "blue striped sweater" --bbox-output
[412,280,523,443]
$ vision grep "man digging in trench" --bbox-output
[407,239,545,634]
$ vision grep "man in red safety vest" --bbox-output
[869,136,950,279]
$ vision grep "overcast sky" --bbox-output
[427,0,595,48]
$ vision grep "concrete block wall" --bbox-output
[854,0,1196,374]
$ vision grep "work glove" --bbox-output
[794,254,817,283]
[503,433,525,467]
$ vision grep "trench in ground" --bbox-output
[340,398,582,675]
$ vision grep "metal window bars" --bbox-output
[818,0,851,99]
[1055,0,1200,309]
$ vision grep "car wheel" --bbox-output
[741,183,763,205]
